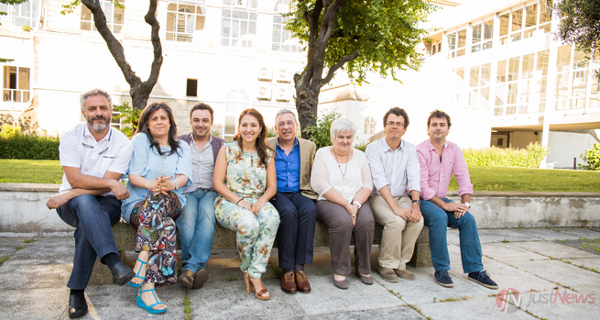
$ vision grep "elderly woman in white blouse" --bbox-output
[310,118,375,289]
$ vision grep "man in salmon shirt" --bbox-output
[416,110,497,289]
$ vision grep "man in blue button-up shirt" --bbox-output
[268,109,317,294]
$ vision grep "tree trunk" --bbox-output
[82,0,162,110]
[295,84,320,139]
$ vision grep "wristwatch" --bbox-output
[412,199,420,205]
[463,202,470,208]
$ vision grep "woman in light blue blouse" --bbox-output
[121,102,191,314]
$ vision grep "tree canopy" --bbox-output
[554,0,600,75]
[286,0,435,136]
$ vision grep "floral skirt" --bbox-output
[130,190,181,287]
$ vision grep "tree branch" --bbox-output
[321,49,360,86]
[81,0,139,88]
[141,0,162,93]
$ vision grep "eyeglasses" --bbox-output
[385,121,405,128]
[277,121,295,127]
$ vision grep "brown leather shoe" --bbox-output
[295,271,311,293]
[394,268,416,281]
[281,272,297,293]
[178,270,194,289]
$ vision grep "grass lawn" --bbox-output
[449,166,600,192]
[0,160,599,192]
[0,159,63,184]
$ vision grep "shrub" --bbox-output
[0,125,60,160]
[113,102,142,138]
[580,143,600,170]
[463,142,548,168]
[303,111,340,150]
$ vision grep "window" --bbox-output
[469,63,491,108]
[81,0,124,33]
[0,0,40,29]
[111,111,121,129]
[166,1,205,42]
[2,66,30,103]
[186,79,198,97]
[499,12,510,45]
[535,49,550,112]
[221,0,258,48]
[223,89,249,139]
[554,45,571,111]
[538,0,553,33]
[523,3,538,39]
[447,29,466,58]
[451,67,466,105]
[510,8,523,42]
[364,117,376,135]
[272,0,302,52]
[430,40,442,56]
[471,19,493,53]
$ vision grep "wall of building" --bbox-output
[546,131,597,169]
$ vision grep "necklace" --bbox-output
[161,154,167,176]
[333,150,349,180]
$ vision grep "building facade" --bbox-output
[1,0,303,136]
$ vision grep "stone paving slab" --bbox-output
[312,306,425,319]
[513,228,581,241]
[556,228,600,239]
[509,259,600,292]
[511,241,600,260]
[514,289,600,320]
[417,297,537,319]
[0,287,68,320]
[569,258,600,272]
[480,242,550,263]
[375,265,491,305]
[477,229,541,243]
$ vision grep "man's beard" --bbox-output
[87,115,111,132]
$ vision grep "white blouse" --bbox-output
[311,147,373,203]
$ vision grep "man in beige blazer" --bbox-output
[268,109,317,294]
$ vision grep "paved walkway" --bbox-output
[1,227,599,319]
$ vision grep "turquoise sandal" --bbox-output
[128,258,148,288]
[136,288,167,314]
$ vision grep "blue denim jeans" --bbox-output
[176,190,217,274]
[420,198,483,274]
[57,194,121,290]
[270,191,318,269]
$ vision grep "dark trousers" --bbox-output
[316,200,375,276]
[270,191,318,269]
[57,194,121,290]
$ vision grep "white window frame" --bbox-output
[166,0,206,43]
[80,0,125,34]
[0,0,40,30]
[221,0,258,48]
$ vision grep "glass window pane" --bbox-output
[472,24,482,44]
[458,29,466,48]
[481,63,491,83]
[447,33,456,50]
[525,4,537,28]
[557,45,572,71]
[508,57,520,81]
[511,9,523,32]
[499,13,509,36]
[470,66,479,87]
[484,20,494,40]
[497,60,507,82]
[522,53,535,79]
[225,116,236,134]
[17,67,29,90]
[539,0,552,24]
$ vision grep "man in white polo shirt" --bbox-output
[46,89,134,319]
[366,107,423,283]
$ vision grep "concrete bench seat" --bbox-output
[90,221,431,284]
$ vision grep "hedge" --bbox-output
[463,142,547,168]
[0,125,60,160]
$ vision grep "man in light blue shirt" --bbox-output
[366,107,423,283]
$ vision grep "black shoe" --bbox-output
[68,292,88,319]
[434,270,454,288]
[111,261,135,286]
[468,270,498,289]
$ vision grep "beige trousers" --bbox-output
[370,195,424,270]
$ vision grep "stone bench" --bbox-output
[90,221,431,284]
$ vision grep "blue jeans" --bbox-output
[420,198,483,274]
[270,191,318,269]
[57,194,121,290]
[176,190,217,274]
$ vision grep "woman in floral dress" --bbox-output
[213,108,280,300]
[121,102,191,314]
